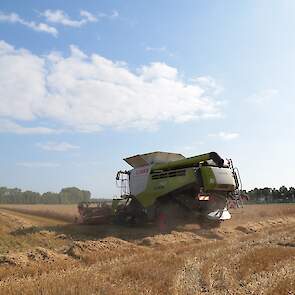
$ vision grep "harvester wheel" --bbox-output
[113,210,129,225]
[156,201,186,232]
[113,197,147,226]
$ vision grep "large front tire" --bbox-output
[156,201,187,232]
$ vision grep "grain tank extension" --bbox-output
[78,151,243,225]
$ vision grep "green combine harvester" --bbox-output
[78,151,243,226]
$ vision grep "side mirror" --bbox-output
[116,171,120,181]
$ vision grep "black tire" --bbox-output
[156,201,186,232]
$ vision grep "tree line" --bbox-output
[247,186,295,203]
[0,187,91,204]
[0,185,294,204]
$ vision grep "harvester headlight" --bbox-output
[197,194,210,201]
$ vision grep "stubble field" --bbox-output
[0,203,294,295]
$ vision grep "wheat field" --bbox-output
[0,204,79,222]
[0,204,294,295]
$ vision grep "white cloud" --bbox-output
[182,141,205,151]
[0,42,46,120]
[0,119,56,134]
[209,132,240,140]
[0,12,58,36]
[246,89,279,104]
[37,141,80,152]
[80,10,97,22]
[111,10,119,19]
[16,162,60,168]
[0,40,222,133]
[97,10,119,19]
[145,45,175,57]
[145,46,167,52]
[73,161,101,167]
[193,76,223,95]
[41,9,112,27]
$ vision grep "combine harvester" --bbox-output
[78,151,243,226]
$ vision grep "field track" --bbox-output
[0,204,294,295]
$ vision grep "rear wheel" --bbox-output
[156,201,187,232]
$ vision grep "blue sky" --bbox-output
[0,0,294,197]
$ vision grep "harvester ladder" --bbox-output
[116,171,130,197]
[227,159,244,208]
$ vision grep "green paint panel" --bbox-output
[201,166,236,192]
[152,153,211,171]
[136,168,196,207]
[200,167,217,191]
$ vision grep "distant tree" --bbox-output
[289,187,295,201]
[42,192,61,204]
[0,186,91,204]
[261,187,271,202]
[59,187,91,203]
[271,188,280,202]
[0,187,22,203]
[22,191,41,204]
[247,188,258,202]
[279,186,288,201]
